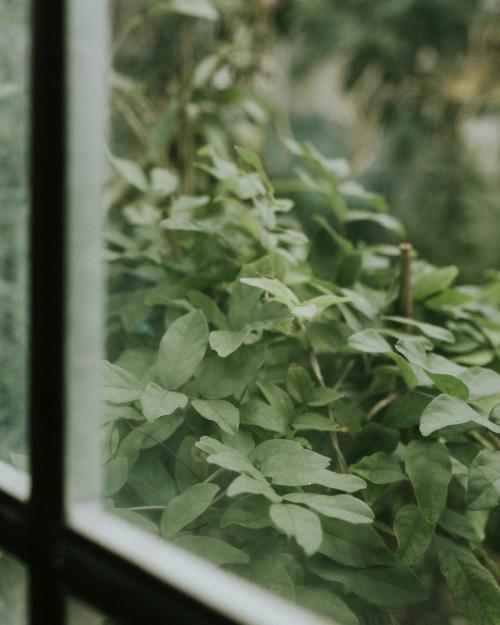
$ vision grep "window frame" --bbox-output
[0,3,334,625]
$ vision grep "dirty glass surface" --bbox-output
[0,0,30,466]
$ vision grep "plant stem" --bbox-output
[203,468,225,483]
[179,18,194,194]
[399,242,413,330]
[310,351,348,472]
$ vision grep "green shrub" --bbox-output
[103,137,500,625]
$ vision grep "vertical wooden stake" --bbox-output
[399,242,413,329]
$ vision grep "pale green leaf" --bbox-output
[413,266,459,300]
[157,310,209,390]
[467,450,500,510]
[192,399,239,435]
[348,329,391,354]
[226,474,282,503]
[209,329,250,358]
[103,361,144,404]
[140,383,188,422]
[270,503,323,556]
[420,394,500,436]
[108,153,148,191]
[161,483,219,536]
[261,449,331,486]
[296,585,359,625]
[284,493,374,524]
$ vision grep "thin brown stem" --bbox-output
[399,242,413,330]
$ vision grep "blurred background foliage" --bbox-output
[110,0,500,281]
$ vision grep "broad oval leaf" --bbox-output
[307,557,429,608]
[192,399,239,435]
[420,394,500,436]
[466,450,500,510]
[348,329,391,354]
[284,493,374,524]
[352,452,407,485]
[157,310,208,390]
[226,474,281,503]
[269,503,323,556]
[161,483,219,536]
[405,440,451,523]
[436,536,500,625]
[103,361,144,404]
[320,518,395,567]
[140,383,188,422]
[394,504,435,565]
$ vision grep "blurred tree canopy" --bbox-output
[273,0,500,280]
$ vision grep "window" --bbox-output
[2,4,500,625]
[0,3,338,624]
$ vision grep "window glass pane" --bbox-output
[0,0,30,466]
[0,553,27,625]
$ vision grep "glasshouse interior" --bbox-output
[1,2,500,625]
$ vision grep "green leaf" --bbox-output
[102,361,144,404]
[286,365,315,402]
[251,439,303,467]
[240,399,287,434]
[209,329,250,358]
[292,412,340,432]
[104,457,128,496]
[405,440,451,523]
[192,399,239,435]
[140,383,188,422]
[233,554,295,600]
[203,444,263,480]
[459,367,500,401]
[197,344,266,399]
[436,536,500,625]
[394,504,435,565]
[108,153,148,191]
[220,495,271,529]
[157,310,208,390]
[352,452,407,484]
[305,387,345,407]
[160,483,219,536]
[438,508,481,543]
[384,316,455,343]
[296,585,359,625]
[226,475,282,503]
[269,503,323,556]
[348,329,392,354]
[284,493,374,524]
[320,518,395,567]
[172,535,249,566]
[383,393,433,429]
[150,167,178,196]
[187,290,228,330]
[240,277,299,308]
[466,450,500,510]
[139,413,184,448]
[261,449,331,486]
[413,266,459,300]
[308,470,367,492]
[420,394,500,436]
[346,210,404,234]
[127,453,177,506]
[307,557,429,608]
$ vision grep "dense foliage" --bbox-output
[101,3,500,625]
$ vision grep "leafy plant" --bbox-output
[103,137,500,625]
